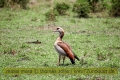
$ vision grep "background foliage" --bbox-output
[0,0,120,80]
[0,0,120,17]
[109,0,120,17]
[72,2,90,18]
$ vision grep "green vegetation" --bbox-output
[0,0,29,9]
[45,9,58,21]
[54,2,70,15]
[45,2,70,21]
[0,0,120,80]
[109,0,120,17]
[72,2,90,18]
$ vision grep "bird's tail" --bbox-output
[72,51,80,61]
[69,55,79,64]
[74,54,80,61]
[70,58,75,64]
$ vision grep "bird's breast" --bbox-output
[54,42,67,56]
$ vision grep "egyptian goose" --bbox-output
[54,27,79,65]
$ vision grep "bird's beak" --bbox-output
[53,30,58,32]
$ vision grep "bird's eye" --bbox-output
[56,28,60,30]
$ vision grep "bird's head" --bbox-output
[53,27,64,38]
[53,27,64,33]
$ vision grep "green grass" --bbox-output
[0,6,120,80]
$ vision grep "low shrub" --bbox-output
[54,2,70,15]
[88,0,107,12]
[109,0,120,17]
[72,2,90,18]
[0,0,29,9]
[45,9,58,21]
[0,0,4,7]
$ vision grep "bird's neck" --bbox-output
[56,37,62,42]
[59,32,64,39]
[56,32,64,42]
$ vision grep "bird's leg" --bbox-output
[62,56,65,65]
[58,55,61,66]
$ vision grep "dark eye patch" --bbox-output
[56,27,60,30]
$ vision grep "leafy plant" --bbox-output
[109,0,120,17]
[88,0,99,12]
[0,0,29,9]
[19,0,29,9]
[72,2,90,18]
[45,3,70,21]
[0,0,4,7]
[45,9,58,21]
[88,0,107,12]
[54,2,70,15]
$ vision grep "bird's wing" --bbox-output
[57,42,75,64]
[63,42,80,61]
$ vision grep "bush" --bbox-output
[88,0,107,12]
[109,0,120,17]
[45,2,70,21]
[72,2,90,18]
[54,2,70,15]
[0,0,29,9]
[88,0,99,12]
[20,0,29,9]
[0,0,4,7]
[45,10,58,21]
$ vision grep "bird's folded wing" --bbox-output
[57,42,74,59]
[63,42,80,61]
[63,41,72,51]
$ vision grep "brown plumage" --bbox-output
[54,27,79,65]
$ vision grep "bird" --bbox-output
[53,27,80,65]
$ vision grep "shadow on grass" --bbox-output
[26,40,41,44]
[58,63,71,66]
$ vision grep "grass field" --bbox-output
[0,2,120,80]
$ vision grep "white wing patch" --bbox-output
[54,43,67,56]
